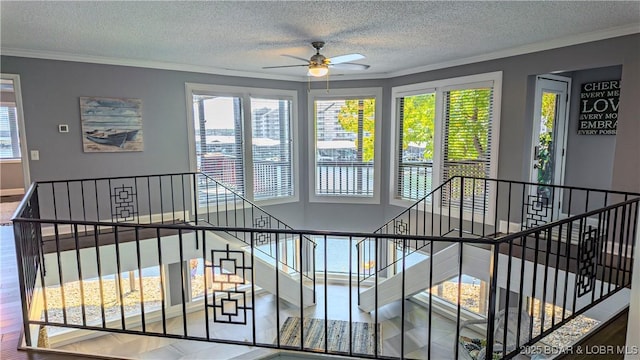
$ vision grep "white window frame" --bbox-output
[308,87,383,204]
[0,73,30,188]
[184,83,299,207]
[389,72,502,220]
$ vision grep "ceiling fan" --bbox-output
[263,41,370,77]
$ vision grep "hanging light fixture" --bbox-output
[308,63,329,77]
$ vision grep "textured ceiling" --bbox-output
[1,1,639,80]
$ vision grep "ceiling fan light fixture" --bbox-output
[308,64,329,77]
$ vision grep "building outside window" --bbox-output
[186,84,298,206]
[309,87,382,204]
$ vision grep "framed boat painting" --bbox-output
[80,96,144,152]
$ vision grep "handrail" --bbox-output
[11,172,639,359]
[355,177,457,286]
[366,176,455,237]
[197,172,316,246]
[356,175,640,287]
[196,172,316,289]
[496,197,640,243]
[11,181,38,219]
[457,175,640,197]
[10,217,498,244]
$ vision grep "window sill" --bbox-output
[254,195,299,207]
[389,197,419,209]
[309,194,380,205]
[0,158,22,164]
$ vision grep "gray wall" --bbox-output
[564,66,621,190]
[0,161,24,192]
[1,33,639,232]
[384,34,639,219]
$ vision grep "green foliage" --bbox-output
[335,89,491,164]
[535,92,557,184]
[444,89,491,160]
[337,99,376,161]
[401,94,436,160]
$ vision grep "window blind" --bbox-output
[441,86,493,210]
[194,95,245,196]
[0,106,20,159]
[250,98,293,200]
[395,92,436,200]
[314,98,375,196]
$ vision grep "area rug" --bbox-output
[279,317,380,355]
[0,201,20,225]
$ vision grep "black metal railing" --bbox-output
[11,174,639,359]
[28,172,315,298]
[357,176,639,288]
[197,172,316,290]
[482,197,638,359]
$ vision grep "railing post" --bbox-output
[298,232,304,351]
[192,173,198,225]
[357,241,360,305]
[459,177,464,237]
[485,242,500,360]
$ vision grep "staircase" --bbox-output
[356,176,639,358]
[195,173,316,307]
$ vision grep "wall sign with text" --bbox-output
[578,80,620,135]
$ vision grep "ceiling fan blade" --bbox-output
[262,64,309,69]
[328,53,365,65]
[282,54,310,62]
[330,63,370,70]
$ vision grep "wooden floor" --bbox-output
[1,226,96,360]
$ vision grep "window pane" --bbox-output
[429,275,488,316]
[251,98,293,200]
[397,93,435,200]
[314,98,375,196]
[0,106,21,159]
[314,237,357,273]
[194,95,245,196]
[442,87,493,210]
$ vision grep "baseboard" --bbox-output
[1,188,24,196]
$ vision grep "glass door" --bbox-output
[526,75,570,228]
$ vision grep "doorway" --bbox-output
[527,74,570,225]
[0,74,30,199]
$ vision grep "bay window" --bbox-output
[186,84,297,205]
[391,72,502,212]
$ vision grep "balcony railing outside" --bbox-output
[398,162,433,200]
[316,161,374,196]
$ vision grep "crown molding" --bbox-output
[1,24,638,82]
[0,48,308,82]
[387,24,640,79]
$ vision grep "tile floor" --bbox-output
[50,282,479,359]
